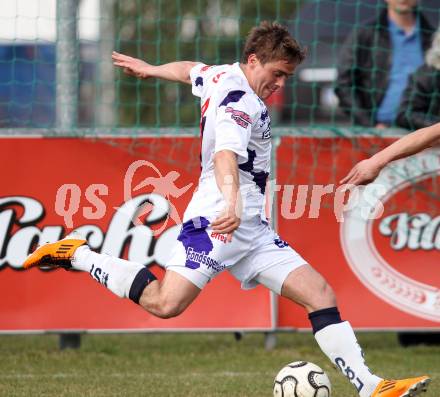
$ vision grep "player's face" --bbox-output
[247,55,297,100]
[385,0,417,14]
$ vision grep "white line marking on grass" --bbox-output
[0,371,275,379]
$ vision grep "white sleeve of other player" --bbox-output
[214,92,256,164]
[189,63,208,98]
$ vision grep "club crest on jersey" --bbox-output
[261,123,271,139]
[259,108,271,139]
[225,106,251,128]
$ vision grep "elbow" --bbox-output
[213,151,225,169]
[213,151,223,166]
[182,69,192,84]
[182,61,200,84]
[213,150,239,175]
[214,150,236,164]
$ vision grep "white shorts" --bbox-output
[165,216,307,294]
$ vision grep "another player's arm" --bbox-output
[112,51,198,84]
[341,123,440,185]
[211,150,241,242]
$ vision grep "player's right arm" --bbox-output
[112,51,198,84]
[341,122,440,185]
[211,150,241,243]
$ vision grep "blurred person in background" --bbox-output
[396,27,440,129]
[335,0,434,128]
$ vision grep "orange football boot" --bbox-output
[23,237,87,270]
[371,376,430,397]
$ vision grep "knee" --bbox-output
[281,266,337,312]
[312,281,337,311]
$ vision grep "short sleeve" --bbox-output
[214,90,256,164]
[190,63,209,98]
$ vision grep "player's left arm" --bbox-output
[341,122,440,185]
[211,150,241,243]
[112,51,198,84]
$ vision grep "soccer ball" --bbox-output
[273,361,331,397]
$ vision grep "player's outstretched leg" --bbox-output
[314,319,430,397]
[23,235,201,319]
[280,265,430,397]
[23,235,157,303]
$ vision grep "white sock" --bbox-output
[72,246,145,299]
[314,321,381,397]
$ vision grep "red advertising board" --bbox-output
[1,136,439,332]
[0,137,273,331]
[276,137,440,330]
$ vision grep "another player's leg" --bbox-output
[278,265,430,397]
[22,237,201,319]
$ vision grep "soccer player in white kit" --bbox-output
[24,22,430,397]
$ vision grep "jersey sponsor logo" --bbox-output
[186,247,225,273]
[200,65,212,72]
[178,217,212,269]
[212,72,226,83]
[177,217,212,269]
[340,150,440,322]
[210,232,227,244]
[225,106,251,128]
[177,217,226,272]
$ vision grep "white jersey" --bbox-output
[183,62,272,222]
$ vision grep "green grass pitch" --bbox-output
[0,332,438,396]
